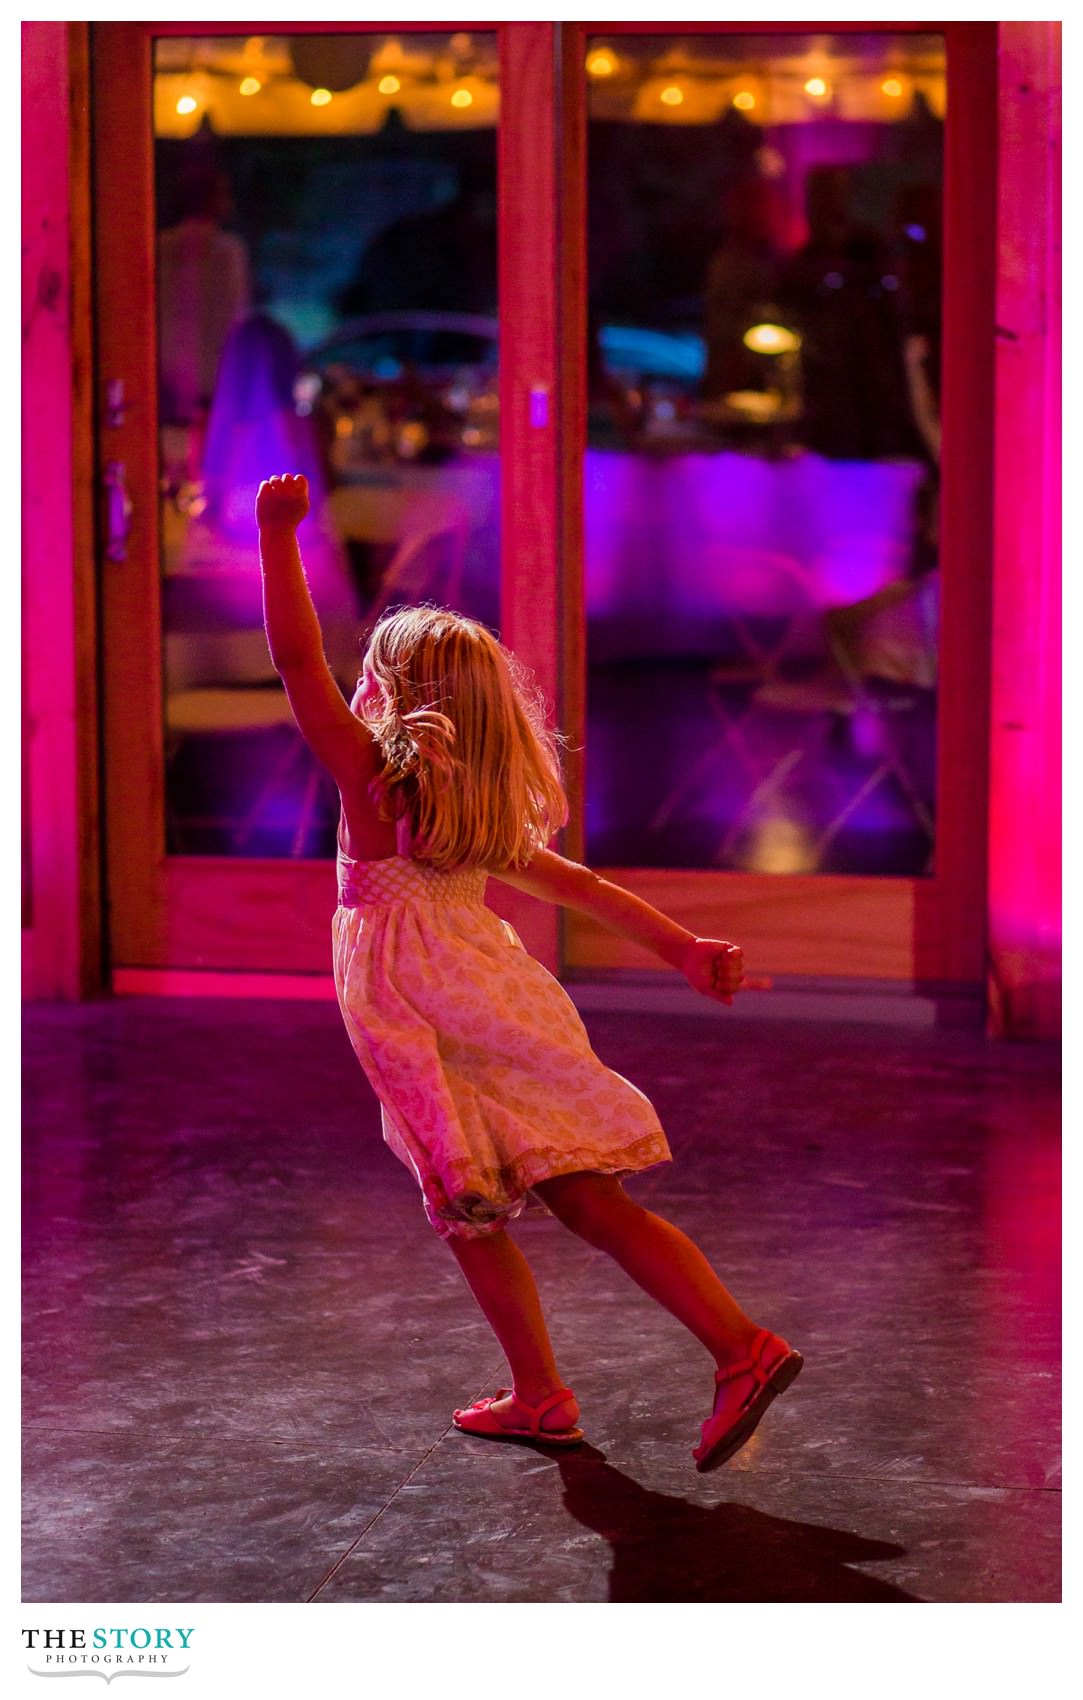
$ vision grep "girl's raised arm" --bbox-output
[490,849,744,1005]
[257,474,370,789]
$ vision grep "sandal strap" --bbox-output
[461,1388,511,1416]
[713,1330,779,1388]
[521,1387,576,1435]
[715,1355,760,1386]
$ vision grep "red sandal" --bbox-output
[693,1329,803,1473]
[452,1387,585,1448]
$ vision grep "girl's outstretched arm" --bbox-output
[490,849,744,1005]
[257,473,370,788]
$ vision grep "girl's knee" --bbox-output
[534,1171,637,1244]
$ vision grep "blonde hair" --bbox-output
[359,606,568,870]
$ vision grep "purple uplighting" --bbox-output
[585,449,926,651]
[201,312,329,539]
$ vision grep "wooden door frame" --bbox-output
[558,19,997,986]
[93,17,997,989]
[92,20,565,982]
[22,22,1059,1028]
[21,21,100,999]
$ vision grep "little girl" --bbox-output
[257,472,802,1471]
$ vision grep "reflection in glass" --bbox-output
[154,33,500,856]
[585,33,944,876]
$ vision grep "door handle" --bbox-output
[103,378,129,429]
[103,459,133,563]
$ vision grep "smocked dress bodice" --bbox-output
[336,843,488,911]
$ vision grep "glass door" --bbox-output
[561,21,995,984]
[94,23,560,977]
[154,31,501,858]
[94,20,994,990]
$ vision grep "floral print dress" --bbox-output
[332,846,672,1240]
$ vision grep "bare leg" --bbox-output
[532,1171,760,1369]
[447,1230,580,1432]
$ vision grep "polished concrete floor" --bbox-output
[23,996,1060,1603]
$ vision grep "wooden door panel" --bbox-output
[562,20,994,986]
[94,21,561,977]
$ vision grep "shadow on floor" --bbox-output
[556,1448,921,1603]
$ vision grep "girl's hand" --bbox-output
[681,936,744,1006]
[256,473,310,532]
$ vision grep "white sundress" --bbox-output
[332,842,672,1240]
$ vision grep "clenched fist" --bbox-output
[256,473,310,531]
[680,937,744,1006]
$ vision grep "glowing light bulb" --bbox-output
[881,77,904,97]
[660,84,684,107]
[176,95,198,116]
[239,77,261,96]
[378,74,401,94]
[804,77,830,98]
[732,90,756,112]
[450,87,473,108]
[586,49,616,78]
[743,322,802,355]
[310,88,332,107]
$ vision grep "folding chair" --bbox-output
[649,544,823,836]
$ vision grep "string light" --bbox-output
[154,40,943,138]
